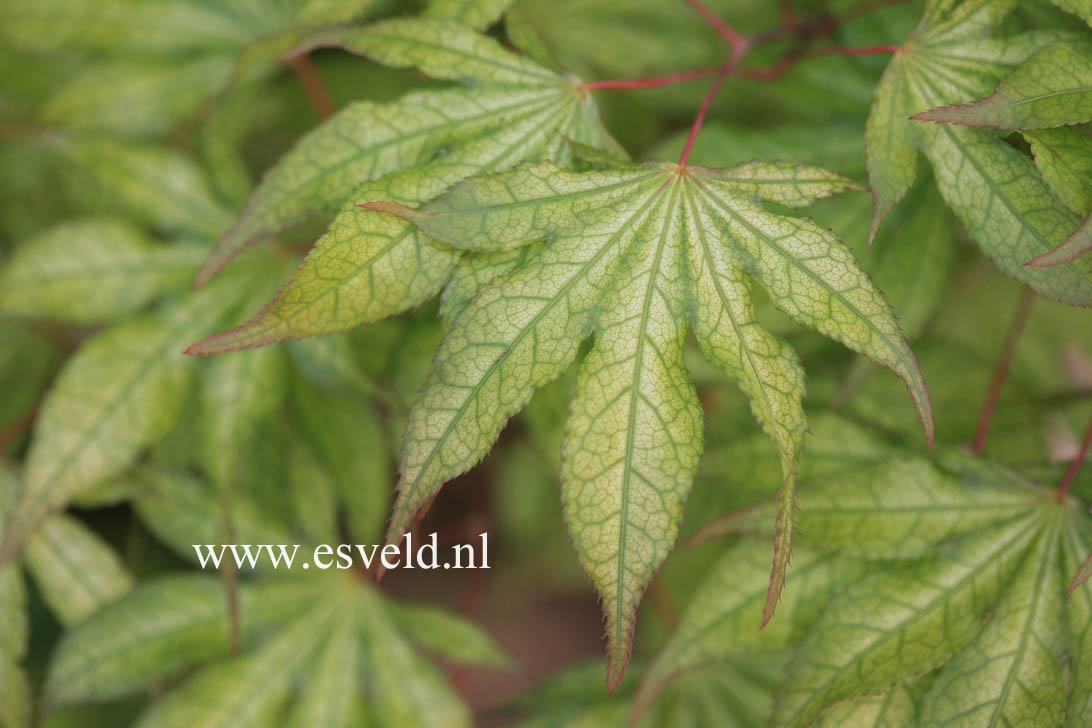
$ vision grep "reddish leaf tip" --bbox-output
[357,200,428,219]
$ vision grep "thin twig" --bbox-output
[780,0,798,30]
[1059,416,1092,498]
[971,287,1036,455]
[733,44,899,82]
[286,53,336,120]
[684,0,749,61]
[679,63,732,168]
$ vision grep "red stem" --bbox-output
[582,67,717,91]
[971,287,1036,456]
[1059,416,1092,497]
[684,0,749,60]
[780,0,798,29]
[679,64,731,168]
[287,53,336,120]
[736,44,899,81]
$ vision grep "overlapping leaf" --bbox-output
[913,41,1092,130]
[4,0,380,139]
[772,460,1088,728]
[0,253,288,562]
[45,572,504,728]
[640,444,1092,728]
[866,0,1092,302]
[0,218,204,324]
[364,157,930,688]
[188,18,620,348]
[0,465,131,728]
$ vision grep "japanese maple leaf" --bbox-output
[638,421,1092,728]
[187,18,622,347]
[366,157,933,689]
[865,0,1092,305]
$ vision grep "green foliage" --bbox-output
[913,40,1092,129]
[366,157,928,686]
[0,0,1091,726]
[866,0,1092,301]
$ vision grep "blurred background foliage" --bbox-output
[0,0,1091,726]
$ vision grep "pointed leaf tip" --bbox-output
[1024,217,1092,269]
[357,200,427,219]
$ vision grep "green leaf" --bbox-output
[1049,0,1092,26]
[918,514,1066,727]
[188,19,619,348]
[291,374,390,544]
[45,576,235,706]
[59,137,235,240]
[425,0,514,30]
[1026,214,1092,268]
[0,470,29,728]
[131,467,295,565]
[358,587,473,728]
[200,346,288,488]
[0,218,204,324]
[0,269,262,561]
[699,457,1041,559]
[634,541,853,717]
[131,602,334,728]
[772,511,1047,728]
[812,684,925,728]
[867,0,1092,304]
[1063,516,1092,725]
[386,599,512,669]
[374,159,929,688]
[283,618,368,728]
[39,56,235,139]
[1025,127,1092,216]
[913,41,1092,129]
[865,51,922,242]
[0,0,259,55]
[811,180,957,339]
[23,514,132,626]
[45,575,321,706]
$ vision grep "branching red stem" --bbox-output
[972,287,1036,456]
[1059,416,1092,498]
[684,0,749,61]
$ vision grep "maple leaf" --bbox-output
[865,0,1092,304]
[44,571,505,728]
[365,157,932,689]
[187,17,621,353]
[636,427,1092,728]
[2,0,379,138]
[1050,0,1092,27]
[912,41,1092,130]
[0,464,132,728]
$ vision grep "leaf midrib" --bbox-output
[217,95,583,347]
[240,89,566,228]
[612,177,682,668]
[691,175,924,404]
